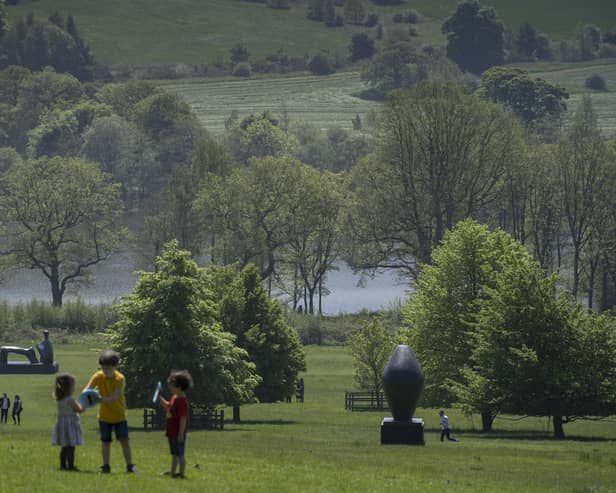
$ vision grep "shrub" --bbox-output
[599,43,616,58]
[232,62,252,77]
[267,0,290,8]
[325,15,345,27]
[308,54,335,75]
[405,10,420,23]
[364,13,379,27]
[393,10,419,24]
[585,74,607,90]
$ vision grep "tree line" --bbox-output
[1,63,616,314]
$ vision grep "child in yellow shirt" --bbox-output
[85,350,138,474]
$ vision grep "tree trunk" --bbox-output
[50,266,63,307]
[307,287,315,314]
[233,406,240,423]
[481,412,493,432]
[553,415,565,439]
[318,276,323,315]
[572,247,580,297]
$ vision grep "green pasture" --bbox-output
[162,72,380,133]
[527,60,616,134]
[0,339,615,492]
[4,0,440,65]
[6,0,615,65]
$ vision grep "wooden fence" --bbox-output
[344,391,386,411]
[143,408,224,431]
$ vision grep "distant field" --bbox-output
[163,61,616,135]
[162,71,380,134]
[5,0,438,65]
[528,59,616,134]
[0,341,615,492]
[5,0,615,65]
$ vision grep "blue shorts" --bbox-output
[168,437,186,457]
[99,421,129,442]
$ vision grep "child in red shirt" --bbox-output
[158,370,193,478]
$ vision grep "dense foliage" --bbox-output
[441,0,505,74]
[108,242,261,409]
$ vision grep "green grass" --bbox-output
[161,71,380,133]
[1,338,615,492]
[6,0,615,65]
[524,59,616,134]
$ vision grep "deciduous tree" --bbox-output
[0,157,123,306]
[441,0,505,74]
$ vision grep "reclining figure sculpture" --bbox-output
[0,330,59,374]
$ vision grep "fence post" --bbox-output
[220,409,224,430]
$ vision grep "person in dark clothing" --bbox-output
[0,393,10,424]
[12,395,23,425]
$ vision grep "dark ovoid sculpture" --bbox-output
[380,345,425,445]
[0,330,59,374]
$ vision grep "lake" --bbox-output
[0,255,410,314]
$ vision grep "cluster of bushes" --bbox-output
[306,0,345,27]
[113,63,210,81]
[0,299,114,337]
[240,0,291,8]
[507,21,616,63]
[392,10,420,24]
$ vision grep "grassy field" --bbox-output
[162,71,380,134]
[163,58,616,135]
[526,60,616,134]
[4,0,444,65]
[5,0,615,65]
[0,338,615,492]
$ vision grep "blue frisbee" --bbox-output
[79,389,100,408]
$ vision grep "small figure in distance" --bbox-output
[84,350,138,474]
[12,395,23,425]
[52,373,85,471]
[0,393,10,424]
[439,410,459,442]
[296,377,304,403]
[158,370,193,479]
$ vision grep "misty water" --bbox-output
[0,255,410,314]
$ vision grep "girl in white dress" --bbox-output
[52,373,85,471]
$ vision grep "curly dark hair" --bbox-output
[168,370,194,391]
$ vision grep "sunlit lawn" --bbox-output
[0,340,615,492]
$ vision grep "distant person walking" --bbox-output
[1,393,10,424]
[296,378,304,403]
[12,395,23,425]
[439,410,459,442]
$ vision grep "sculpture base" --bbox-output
[381,417,425,445]
[0,362,59,374]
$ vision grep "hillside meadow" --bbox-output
[162,60,616,135]
[0,338,614,492]
[5,0,616,65]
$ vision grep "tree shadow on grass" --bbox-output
[430,428,616,442]
[227,419,298,426]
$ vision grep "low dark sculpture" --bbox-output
[380,344,425,445]
[0,330,59,374]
